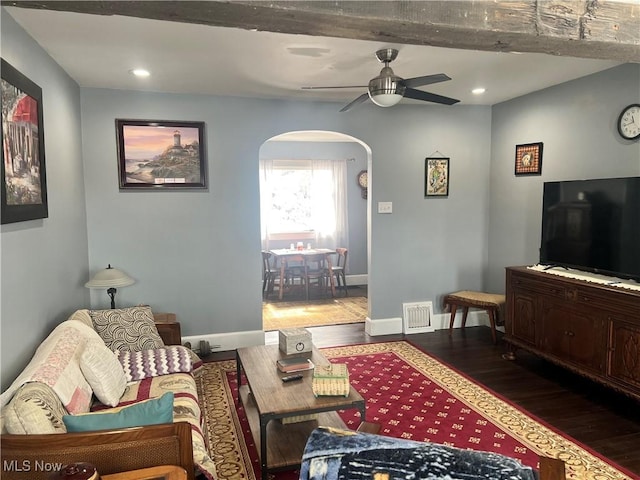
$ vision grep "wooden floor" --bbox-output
[207,323,640,476]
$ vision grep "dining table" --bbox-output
[269,248,337,300]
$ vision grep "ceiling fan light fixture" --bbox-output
[368,70,405,107]
[369,92,403,107]
[306,48,457,112]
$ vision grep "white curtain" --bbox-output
[310,159,349,250]
[259,158,349,253]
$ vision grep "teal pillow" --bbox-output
[63,392,174,432]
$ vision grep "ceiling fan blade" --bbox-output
[340,93,370,112]
[302,85,367,90]
[402,74,451,89]
[404,87,459,105]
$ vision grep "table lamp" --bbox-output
[85,264,135,309]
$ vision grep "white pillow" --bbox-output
[80,340,127,407]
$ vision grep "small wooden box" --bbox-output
[279,327,312,355]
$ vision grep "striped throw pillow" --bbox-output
[116,346,193,382]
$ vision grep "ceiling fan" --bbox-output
[302,48,460,112]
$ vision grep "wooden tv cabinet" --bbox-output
[504,266,640,400]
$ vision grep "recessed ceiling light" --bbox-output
[130,68,150,77]
[472,87,486,95]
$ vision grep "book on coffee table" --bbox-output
[276,357,314,373]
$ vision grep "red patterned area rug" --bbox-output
[195,341,634,480]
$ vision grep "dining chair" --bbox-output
[328,248,348,296]
[302,253,330,300]
[261,251,278,298]
[284,258,305,293]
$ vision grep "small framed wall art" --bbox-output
[425,157,450,197]
[116,119,207,189]
[1,58,48,224]
[514,142,543,176]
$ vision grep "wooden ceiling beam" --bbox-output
[3,1,639,62]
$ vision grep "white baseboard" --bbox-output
[184,310,502,352]
[365,316,402,335]
[346,274,367,285]
[182,330,265,352]
[367,310,494,336]
[430,311,488,331]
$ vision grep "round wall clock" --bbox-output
[357,170,368,198]
[617,104,640,140]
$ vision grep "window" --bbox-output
[260,159,348,250]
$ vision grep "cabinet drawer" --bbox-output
[510,274,565,299]
[576,289,640,317]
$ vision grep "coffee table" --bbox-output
[236,345,366,480]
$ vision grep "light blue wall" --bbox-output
[1,11,90,390]
[80,87,492,336]
[366,106,492,319]
[486,64,640,292]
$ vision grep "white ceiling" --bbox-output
[5,6,623,109]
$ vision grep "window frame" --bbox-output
[264,159,318,240]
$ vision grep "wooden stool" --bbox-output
[443,290,506,344]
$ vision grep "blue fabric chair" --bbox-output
[300,427,546,480]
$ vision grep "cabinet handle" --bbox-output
[566,331,575,337]
[565,289,578,301]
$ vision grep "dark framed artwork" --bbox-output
[1,59,48,224]
[425,157,450,197]
[116,119,206,189]
[515,142,543,176]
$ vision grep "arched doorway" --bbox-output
[259,130,372,331]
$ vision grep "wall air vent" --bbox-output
[403,301,435,334]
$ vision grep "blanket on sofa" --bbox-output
[0,320,101,414]
[91,371,216,480]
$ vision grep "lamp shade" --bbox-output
[85,264,135,289]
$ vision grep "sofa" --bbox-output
[0,306,216,480]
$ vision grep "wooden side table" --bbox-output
[153,312,182,345]
[101,465,187,480]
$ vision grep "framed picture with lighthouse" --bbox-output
[116,119,207,190]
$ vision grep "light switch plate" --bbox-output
[378,202,393,214]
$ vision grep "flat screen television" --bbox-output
[540,176,640,282]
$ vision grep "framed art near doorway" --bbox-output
[116,119,207,190]
[425,157,449,197]
[1,58,48,224]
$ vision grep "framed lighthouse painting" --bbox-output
[116,119,207,190]
[1,58,48,224]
